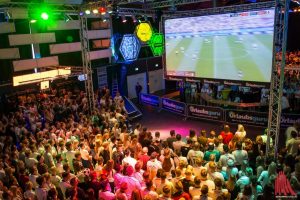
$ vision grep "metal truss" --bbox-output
[118,7,156,15]
[144,0,211,9]
[0,2,80,13]
[266,0,290,160]
[163,1,275,17]
[79,15,95,114]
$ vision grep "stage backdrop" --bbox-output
[149,69,165,94]
[127,72,147,99]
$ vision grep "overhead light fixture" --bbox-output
[107,5,113,14]
[92,8,99,14]
[85,9,91,15]
[99,7,106,15]
[121,15,127,23]
[132,15,137,23]
[41,12,49,20]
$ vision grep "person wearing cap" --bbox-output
[172,181,191,200]
[122,165,141,199]
[199,168,215,194]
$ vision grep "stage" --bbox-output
[136,103,265,141]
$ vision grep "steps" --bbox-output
[124,96,142,121]
[112,78,119,98]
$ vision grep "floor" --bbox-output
[136,104,265,140]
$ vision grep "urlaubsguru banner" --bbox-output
[161,98,186,115]
[140,93,160,107]
[187,104,224,121]
[281,114,300,127]
[225,110,268,127]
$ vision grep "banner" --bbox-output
[161,98,186,115]
[281,114,300,127]
[225,110,268,127]
[187,104,224,121]
[140,93,160,107]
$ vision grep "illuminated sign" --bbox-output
[149,33,164,56]
[119,34,141,61]
[135,22,153,43]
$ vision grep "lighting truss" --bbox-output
[0,2,80,13]
[266,0,290,160]
[163,1,275,18]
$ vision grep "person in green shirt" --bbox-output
[203,143,221,162]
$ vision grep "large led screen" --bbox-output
[164,8,275,82]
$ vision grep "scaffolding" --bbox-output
[79,15,95,115]
[266,0,290,160]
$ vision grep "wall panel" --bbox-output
[0,48,20,59]
[9,33,56,46]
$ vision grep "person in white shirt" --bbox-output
[64,142,75,171]
[218,144,235,167]
[24,182,36,200]
[232,142,248,168]
[173,134,186,155]
[147,152,162,180]
[199,168,215,194]
[281,93,290,112]
[122,149,137,168]
[187,142,204,166]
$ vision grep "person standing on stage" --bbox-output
[136,82,143,104]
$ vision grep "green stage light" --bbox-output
[149,33,164,56]
[41,12,49,20]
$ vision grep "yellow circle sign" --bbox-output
[136,22,153,42]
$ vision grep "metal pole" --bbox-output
[265,0,290,160]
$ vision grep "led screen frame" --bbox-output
[163,4,276,85]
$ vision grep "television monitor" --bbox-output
[164,8,275,83]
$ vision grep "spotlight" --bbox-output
[41,12,49,20]
[107,5,113,14]
[79,12,84,16]
[132,15,137,23]
[99,7,106,15]
[92,8,99,14]
[121,15,127,23]
[85,9,91,15]
[30,19,37,23]
[298,8,300,12]
[144,15,148,21]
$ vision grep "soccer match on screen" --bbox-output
[165,8,275,83]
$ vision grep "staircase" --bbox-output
[124,96,142,121]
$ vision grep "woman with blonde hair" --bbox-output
[235,124,246,140]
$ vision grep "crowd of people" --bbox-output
[0,87,300,200]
